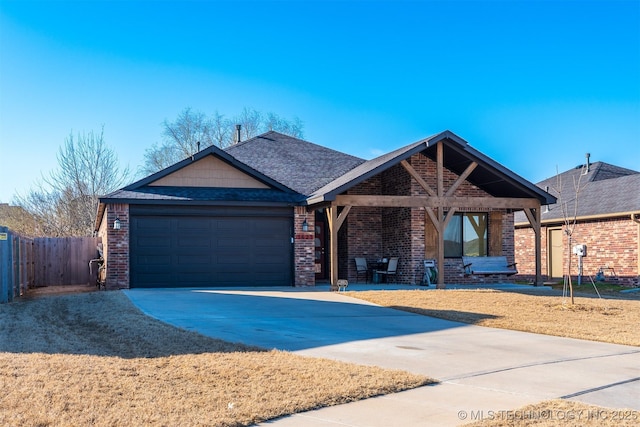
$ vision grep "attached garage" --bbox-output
[129,206,293,288]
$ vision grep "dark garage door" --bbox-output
[130,206,293,288]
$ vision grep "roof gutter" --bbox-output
[515,210,640,227]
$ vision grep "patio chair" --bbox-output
[354,257,369,283]
[375,257,399,283]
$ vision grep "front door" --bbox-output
[548,228,564,279]
[314,219,327,280]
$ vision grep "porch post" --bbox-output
[534,205,542,286]
[436,141,446,289]
[326,204,339,286]
[524,205,543,286]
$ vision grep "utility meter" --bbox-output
[572,244,587,257]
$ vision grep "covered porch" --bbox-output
[300,131,554,288]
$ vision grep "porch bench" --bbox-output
[462,256,517,276]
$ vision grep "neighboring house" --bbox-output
[95,130,554,290]
[514,160,640,285]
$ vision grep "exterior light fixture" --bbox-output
[113,217,121,230]
[302,219,309,232]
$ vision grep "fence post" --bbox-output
[0,226,13,303]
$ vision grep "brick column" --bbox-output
[294,207,315,286]
[105,203,130,290]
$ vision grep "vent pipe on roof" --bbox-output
[544,186,550,213]
[235,124,241,144]
[584,153,591,174]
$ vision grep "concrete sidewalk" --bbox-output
[124,287,640,426]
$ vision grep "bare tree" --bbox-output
[211,111,233,148]
[142,107,305,174]
[553,164,588,304]
[265,112,304,137]
[141,141,179,175]
[15,127,130,237]
[0,203,39,237]
[162,107,215,159]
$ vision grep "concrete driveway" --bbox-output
[124,287,640,426]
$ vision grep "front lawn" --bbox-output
[0,291,432,426]
[345,289,640,346]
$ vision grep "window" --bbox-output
[444,212,488,257]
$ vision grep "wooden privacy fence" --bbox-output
[0,226,100,303]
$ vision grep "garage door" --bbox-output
[129,206,293,288]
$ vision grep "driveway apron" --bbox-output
[124,287,640,426]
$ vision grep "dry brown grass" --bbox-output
[0,292,432,426]
[463,399,639,426]
[345,289,640,346]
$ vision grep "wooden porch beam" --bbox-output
[523,208,539,231]
[445,162,478,197]
[424,207,441,234]
[335,205,352,232]
[335,194,541,210]
[400,160,436,196]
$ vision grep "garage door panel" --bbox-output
[130,208,292,288]
[135,254,172,266]
[176,237,212,248]
[136,237,172,249]
[177,255,211,264]
[177,218,212,230]
[217,238,251,248]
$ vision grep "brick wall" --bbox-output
[105,203,130,290]
[294,207,315,286]
[344,175,383,281]
[381,164,413,282]
[515,216,640,285]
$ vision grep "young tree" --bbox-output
[16,127,130,237]
[142,107,304,174]
[553,163,588,305]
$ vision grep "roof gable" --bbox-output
[123,143,291,193]
[148,155,269,189]
[308,131,555,205]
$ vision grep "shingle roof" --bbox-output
[536,161,639,190]
[101,186,305,204]
[225,131,366,195]
[514,162,640,224]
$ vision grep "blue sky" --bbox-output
[1,0,639,203]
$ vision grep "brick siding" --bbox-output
[516,216,640,285]
[104,203,130,290]
[294,207,315,286]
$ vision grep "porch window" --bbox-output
[444,212,488,257]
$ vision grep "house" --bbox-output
[514,160,640,285]
[95,130,555,290]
